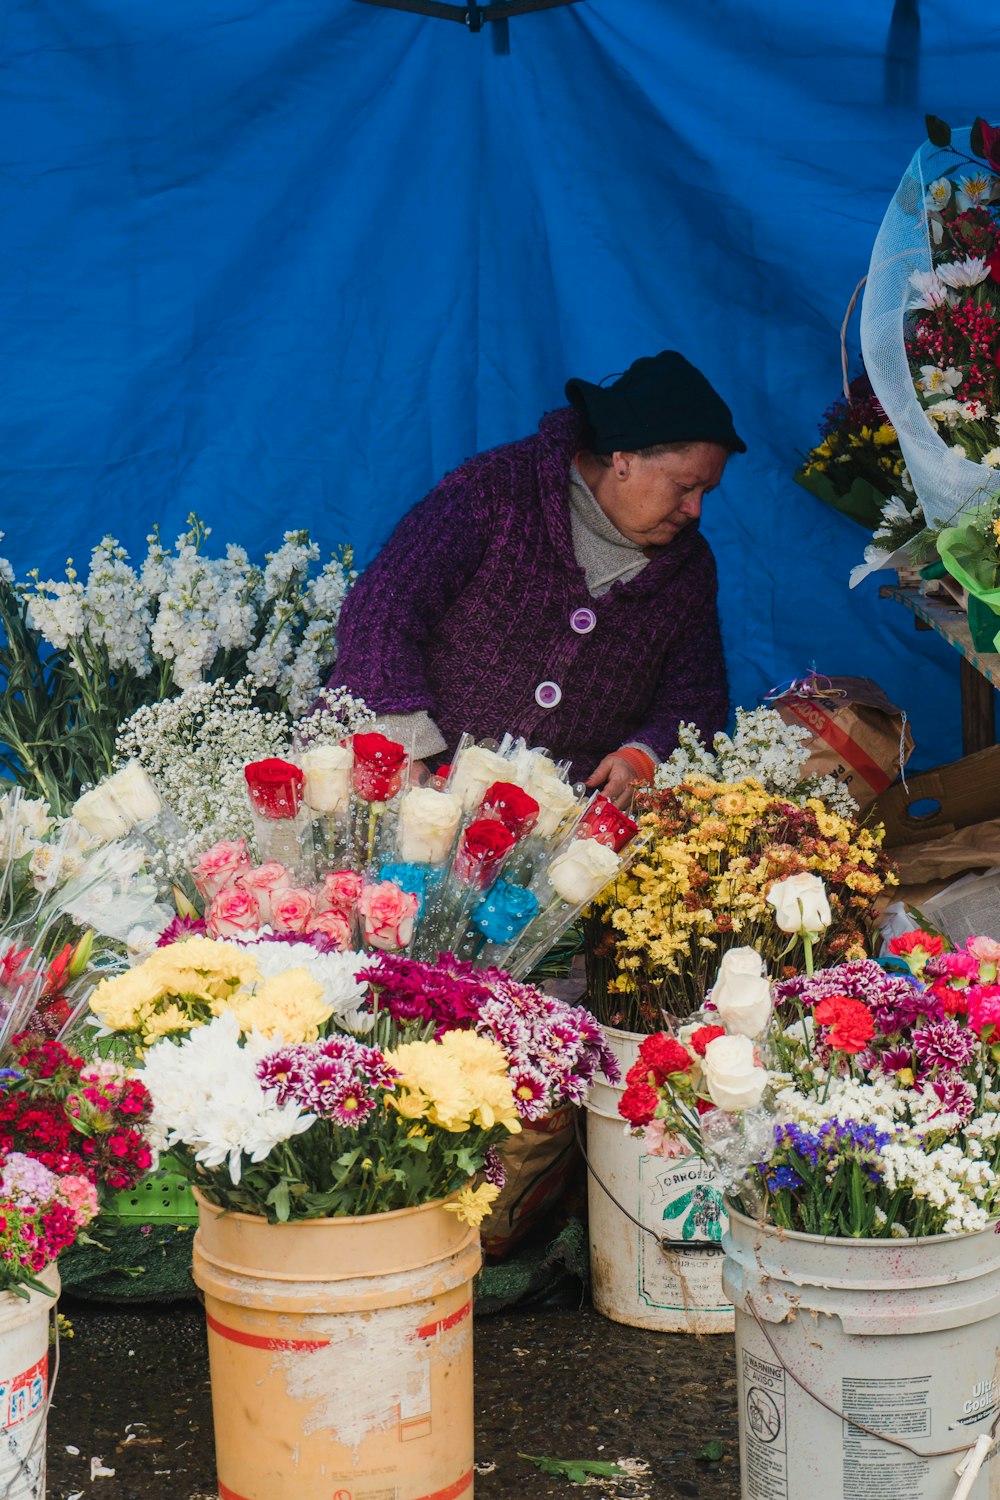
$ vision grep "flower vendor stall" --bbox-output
[579,710,896,1333]
[615,893,1000,1499]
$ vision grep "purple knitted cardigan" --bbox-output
[329,407,728,780]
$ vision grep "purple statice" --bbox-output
[157,914,207,947]
[360,952,491,1030]
[770,1118,894,1183]
[757,1162,804,1193]
[482,1146,507,1190]
[774,959,941,1036]
[912,1019,977,1074]
[257,1037,396,1127]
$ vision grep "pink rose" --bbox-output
[306,909,354,951]
[192,839,252,902]
[320,870,364,917]
[206,885,262,938]
[358,881,418,952]
[239,862,293,926]
[270,887,316,933]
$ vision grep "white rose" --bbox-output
[766,872,831,936]
[300,744,353,814]
[547,837,620,906]
[106,760,163,824]
[529,772,578,838]
[449,746,513,811]
[710,947,773,1038]
[702,1034,768,1112]
[397,786,463,864]
[72,786,131,843]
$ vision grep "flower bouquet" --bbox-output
[794,372,907,531]
[585,776,894,1032]
[0,520,356,811]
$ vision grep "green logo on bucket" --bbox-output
[661,1184,724,1242]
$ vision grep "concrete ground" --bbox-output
[46,1298,741,1500]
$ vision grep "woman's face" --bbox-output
[599,441,729,548]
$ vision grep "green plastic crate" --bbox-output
[107,1169,199,1225]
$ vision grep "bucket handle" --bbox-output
[574,1114,722,1258]
[0,1298,60,1500]
[745,1291,999,1477]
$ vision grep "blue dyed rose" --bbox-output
[472,879,539,944]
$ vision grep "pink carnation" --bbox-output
[968,983,1000,1036]
[967,935,1000,969]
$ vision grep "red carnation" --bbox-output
[578,794,638,852]
[888,930,944,959]
[351,733,407,802]
[638,1032,693,1080]
[453,818,516,891]
[480,781,539,839]
[618,1082,660,1128]
[689,1024,726,1058]
[245,758,305,820]
[814,995,875,1055]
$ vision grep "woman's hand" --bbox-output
[585,754,640,810]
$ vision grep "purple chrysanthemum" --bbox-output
[912,1019,977,1073]
[923,1074,976,1123]
[482,1146,506,1190]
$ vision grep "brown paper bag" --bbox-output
[480,1104,578,1261]
[771,676,914,810]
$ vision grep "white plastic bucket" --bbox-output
[584,1025,733,1333]
[0,1265,59,1500]
[723,1208,1000,1500]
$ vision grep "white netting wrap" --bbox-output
[860,127,998,527]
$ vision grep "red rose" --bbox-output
[689,1024,726,1058]
[814,995,875,1055]
[480,781,539,838]
[351,733,407,802]
[453,818,516,890]
[245,759,305,820]
[618,1081,660,1127]
[578,794,638,852]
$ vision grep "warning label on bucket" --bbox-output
[742,1350,787,1500]
[841,1375,931,1499]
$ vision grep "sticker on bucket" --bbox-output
[637,1156,730,1312]
[842,1376,930,1498]
[0,1354,48,1500]
[741,1350,787,1500]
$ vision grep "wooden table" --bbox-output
[880,584,999,754]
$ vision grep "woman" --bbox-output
[328,350,744,806]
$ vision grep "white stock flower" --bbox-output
[766,872,831,936]
[710,948,773,1037]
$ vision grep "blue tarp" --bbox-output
[1,2,997,767]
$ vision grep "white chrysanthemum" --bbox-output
[935,256,991,290]
[239,942,372,1032]
[907,270,956,310]
[141,1012,316,1185]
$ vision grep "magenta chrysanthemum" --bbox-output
[912,1019,977,1073]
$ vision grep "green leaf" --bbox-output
[697,1440,725,1462]
[518,1454,626,1483]
[265,1180,290,1222]
[925,114,952,148]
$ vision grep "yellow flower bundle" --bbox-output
[585,776,895,1029]
[89,936,332,1047]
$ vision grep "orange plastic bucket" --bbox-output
[192,1192,480,1500]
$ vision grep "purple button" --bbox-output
[570,607,597,635]
[535,680,562,709]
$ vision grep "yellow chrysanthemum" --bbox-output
[444,1182,500,1228]
[229,970,331,1043]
